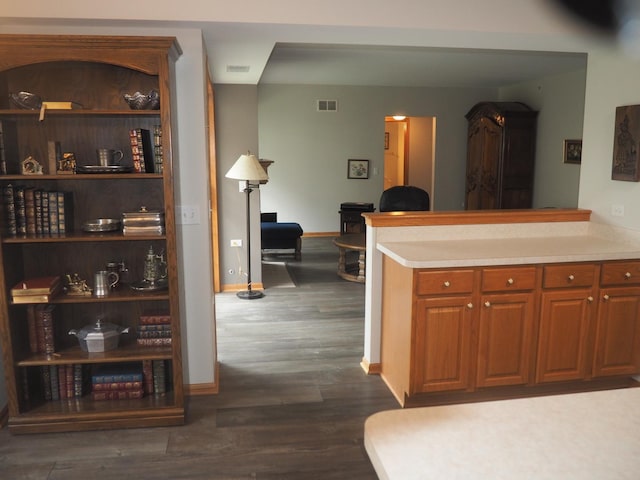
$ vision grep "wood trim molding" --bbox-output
[363,209,592,228]
[185,362,220,395]
[0,404,7,428]
[361,357,382,375]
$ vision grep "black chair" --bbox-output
[379,185,430,212]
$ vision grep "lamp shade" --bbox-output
[225,153,269,182]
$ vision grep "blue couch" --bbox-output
[260,212,303,260]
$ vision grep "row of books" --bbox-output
[41,364,89,401]
[91,360,169,400]
[2,184,73,236]
[31,360,170,402]
[129,125,163,174]
[137,311,172,347]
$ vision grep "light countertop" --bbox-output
[378,234,640,268]
[365,387,640,480]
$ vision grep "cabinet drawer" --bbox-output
[416,269,474,295]
[601,261,640,286]
[481,266,537,292]
[543,264,596,289]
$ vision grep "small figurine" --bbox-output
[21,156,43,175]
[58,152,77,174]
[64,273,92,296]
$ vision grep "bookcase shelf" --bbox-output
[0,34,185,434]
[18,343,174,367]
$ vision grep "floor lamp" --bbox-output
[225,152,269,299]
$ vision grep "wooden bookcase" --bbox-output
[0,35,184,433]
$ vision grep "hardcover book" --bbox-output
[91,363,144,384]
[12,276,61,296]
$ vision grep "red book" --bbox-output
[12,275,60,296]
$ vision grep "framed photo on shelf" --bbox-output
[348,159,369,179]
[563,139,582,164]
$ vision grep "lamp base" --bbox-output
[236,289,265,300]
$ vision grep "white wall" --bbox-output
[500,68,586,208]
[579,47,640,230]
[257,84,495,233]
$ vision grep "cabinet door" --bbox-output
[536,289,595,383]
[465,117,502,210]
[411,296,474,393]
[476,292,535,387]
[592,287,640,377]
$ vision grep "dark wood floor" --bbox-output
[0,237,398,479]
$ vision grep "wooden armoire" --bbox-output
[464,102,538,210]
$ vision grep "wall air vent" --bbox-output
[317,99,338,112]
[226,65,250,73]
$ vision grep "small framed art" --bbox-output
[348,159,369,179]
[563,139,582,164]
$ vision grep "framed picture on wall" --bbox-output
[348,159,369,179]
[563,139,582,164]
[612,104,640,181]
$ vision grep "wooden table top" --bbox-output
[333,233,366,250]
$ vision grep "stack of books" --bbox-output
[12,276,62,304]
[26,304,57,354]
[142,359,169,395]
[40,364,88,401]
[129,127,155,173]
[137,311,172,346]
[1,184,73,236]
[90,363,144,400]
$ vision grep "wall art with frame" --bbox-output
[347,159,369,179]
[563,139,582,164]
[612,104,640,182]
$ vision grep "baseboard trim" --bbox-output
[185,361,220,396]
[221,283,264,293]
[361,357,381,375]
[303,232,339,238]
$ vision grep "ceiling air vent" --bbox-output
[226,65,250,73]
[317,99,338,112]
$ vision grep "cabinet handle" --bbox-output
[467,303,473,309]
[625,272,632,279]
[484,301,491,307]
[587,296,594,303]
[443,281,451,287]
[603,294,610,301]
[568,274,575,281]
[507,278,514,285]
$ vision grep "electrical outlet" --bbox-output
[230,239,242,247]
[176,205,201,225]
[611,204,625,217]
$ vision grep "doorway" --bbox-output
[384,116,436,208]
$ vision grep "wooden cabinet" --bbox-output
[476,267,537,388]
[380,257,640,407]
[411,273,475,393]
[465,102,538,210]
[593,261,640,377]
[0,35,184,433]
[536,264,597,383]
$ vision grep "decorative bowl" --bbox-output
[9,91,43,110]
[82,218,122,233]
[123,89,160,110]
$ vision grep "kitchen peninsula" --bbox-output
[362,209,640,407]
